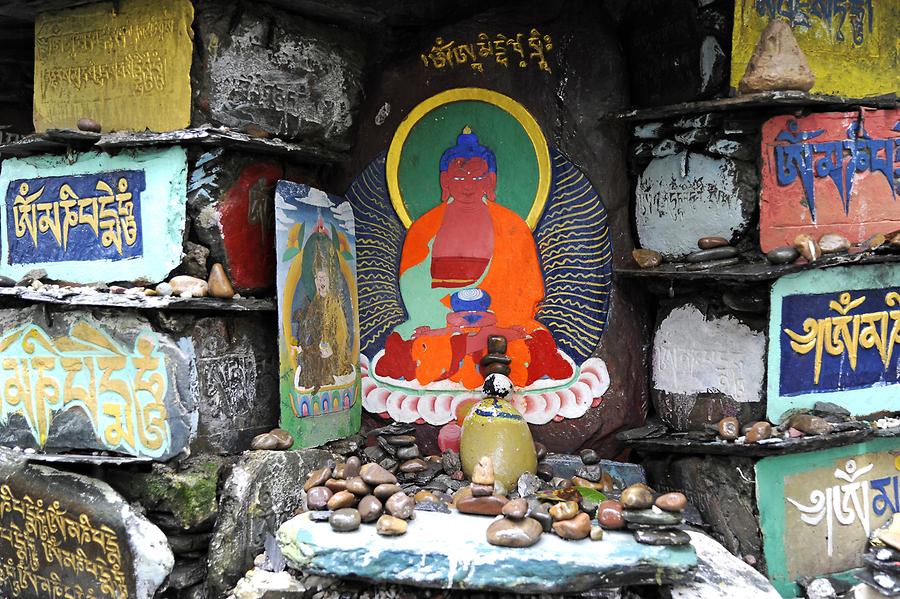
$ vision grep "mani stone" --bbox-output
[207,448,332,597]
[738,20,815,94]
[487,517,543,547]
[0,449,173,599]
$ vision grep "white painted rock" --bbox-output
[636,152,753,257]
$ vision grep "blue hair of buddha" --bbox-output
[439,126,497,173]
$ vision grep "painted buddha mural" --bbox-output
[347,88,612,429]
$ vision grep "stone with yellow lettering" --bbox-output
[34,0,193,132]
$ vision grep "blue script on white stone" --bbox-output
[0,148,187,283]
[278,511,696,592]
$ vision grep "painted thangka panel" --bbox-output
[768,264,900,422]
[275,181,360,448]
[348,88,611,428]
[0,307,194,460]
[760,110,900,252]
[756,438,900,597]
[731,0,900,98]
[33,0,194,132]
[0,148,188,283]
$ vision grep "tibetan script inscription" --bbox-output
[0,484,127,599]
[759,109,900,252]
[420,29,553,73]
[33,0,193,132]
[0,317,175,459]
[6,171,144,265]
[753,0,875,46]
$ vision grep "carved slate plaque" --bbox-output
[0,148,188,284]
[756,437,900,596]
[274,181,360,448]
[768,264,900,422]
[0,448,173,599]
[33,0,193,132]
[0,307,194,460]
[759,109,900,252]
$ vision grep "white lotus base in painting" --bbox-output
[360,352,609,425]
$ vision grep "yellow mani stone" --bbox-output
[460,397,538,490]
[730,0,900,98]
[33,0,194,133]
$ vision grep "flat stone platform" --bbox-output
[278,510,697,594]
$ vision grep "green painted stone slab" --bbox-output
[0,148,188,284]
[756,437,900,598]
[278,511,696,593]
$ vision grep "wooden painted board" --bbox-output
[756,437,900,597]
[768,264,900,422]
[759,109,899,252]
[274,181,360,448]
[0,147,188,284]
[33,0,193,132]
[731,0,900,98]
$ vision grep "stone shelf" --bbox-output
[623,427,879,458]
[278,510,697,593]
[616,252,900,283]
[0,126,343,163]
[0,285,276,312]
[606,91,898,122]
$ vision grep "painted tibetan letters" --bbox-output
[759,109,899,252]
[768,264,900,422]
[731,0,900,98]
[33,0,193,132]
[274,181,360,448]
[756,438,900,596]
[0,147,188,283]
[0,307,193,460]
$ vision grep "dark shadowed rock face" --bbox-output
[193,1,366,152]
[338,0,647,459]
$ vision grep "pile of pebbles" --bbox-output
[712,402,869,445]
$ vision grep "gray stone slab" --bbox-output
[279,511,696,593]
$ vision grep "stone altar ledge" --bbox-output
[277,510,697,594]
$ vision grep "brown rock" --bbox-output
[373,483,403,501]
[385,492,415,520]
[794,233,821,262]
[207,263,235,299]
[326,490,357,510]
[344,477,372,496]
[169,275,209,298]
[632,248,662,269]
[329,508,360,532]
[376,514,408,536]
[470,483,494,498]
[250,433,279,450]
[552,512,591,540]
[597,499,625,530]
[77,117,101,133]
[324,478,347,492]
[486,517,543,547]
[572,475,612,492]
[451,486,473,507]
[745,421,773,443]
[304,467,332,491]
[332,463,347,480]
[344,456,361,478]
[865,233,887,251]
[414,490,440,504]
[698,236,729,249]
[534,442,547,460]
[738,20,814,94]
[472,456,495,485]
[399,458,427,473]
[717,417,740,441]
[502,498,528,520]
[385,434,416,446]
[818,233,850,254]
[269,428,293,449]
[360,463,397,486]
[590,525,604,541]
[357,495,383,523]
[788,414,832,436]
[621,483,654,510]
[655,492,688,513]
[456,494,508,516]
[549,501,579,522]
[306,486,332,511]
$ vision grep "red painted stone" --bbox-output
[437,422,462,453]
[760,109,900,252]
[219,162,282,289]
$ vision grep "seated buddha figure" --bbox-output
[377,127,572,388]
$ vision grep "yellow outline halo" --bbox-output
[386,87,551,230]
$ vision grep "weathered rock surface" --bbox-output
[194,2,365,151]
[738,20,814,94]
[0,449,173,599]
[207,448,332,596]
[279,510,696,592]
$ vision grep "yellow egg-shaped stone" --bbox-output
[460,397,538,490]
